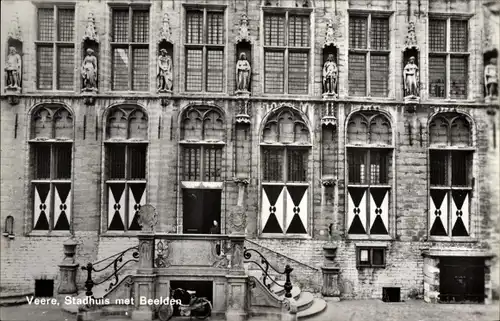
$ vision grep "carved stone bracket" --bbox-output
[322,101,337,128]
[404,21,418,50]
[83,13,99,43]
[158,13,172,44]
[82,90,97,106]
[160,96,171,107]
[235,100,251,125]
[235,14,252,44]
[4,89,20,105]
[321,176,337,187]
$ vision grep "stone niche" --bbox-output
[322,45,339,97]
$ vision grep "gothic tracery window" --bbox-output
[105,105,148,231]
[261,107,311,235]
[346,111,392,236]
[30,104,74,231]
[429,113,473,238]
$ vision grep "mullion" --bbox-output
[284,11,289,94]
[203,9,208,91]
[124,145,130,231]
[52,5,57,90]
[366,14,372,96]
[200,145,205,181]
[128,7,133,90]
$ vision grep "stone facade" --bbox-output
[1,0,499,303]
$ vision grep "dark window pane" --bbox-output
[288,15,309,47]
[263,148,283,181]
[112,47,129,90]
[349,16,367,49]
[370,150,389,184]
[430,150,448,185]
[207,12,224,44]
[372,249,385,266]
[348,53,366,96]
[264,14,285,46]
[450,56,468,99]
[57,46,74,90]
[451,151,470,186]
[186,49,203,91]
[132,47,149,91]
[204,146,222,181]
[287,149,308,182]
[370,54,389,97]
[429,55,446,98]
[54,144,72,179]
[128,145,146,179]
[38,8,54,41]
[113,10,129,42]
[186,10,203,44]
[183,146,201,181]
[108,145,126,179]
[37,46,53,90]
[429,19,446,52]
[264,51,284,93]
[371,18,389,50]
[450,20,468,52]
[58,9,74,42]
[347,149,366,184]
[288,51,308,94]
[132,10,149,43]
[207,49,224,92]
[34,144,51,179]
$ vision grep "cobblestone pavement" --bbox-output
[1,300,499,321]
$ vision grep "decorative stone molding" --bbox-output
[229,206,246,234]
[236,14,252,44]
[323,16,342,48]
[83,13,99,43]
[233,176,250,186]
[7,14,22,42]
[137,204,158,232]
[322,101,337,128]
[235,100,251,125]
[154,239,171,268]
[404,21,418,50]
[321,177,337,186]
[158,13,172,44]
[211,240,230,268]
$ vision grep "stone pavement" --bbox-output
[1,300,499,321]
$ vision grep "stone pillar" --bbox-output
[226,235,247,321]
[321,266,340,300]
[423,256,440,303]
[132,233,155,321]
[58,238,79,295]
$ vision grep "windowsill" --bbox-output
[425,98,476,104]
[180,181,224,189]
[179,140,226,145]
[426,236,478,243]
[355,240,390,247]
[258,233,312,240]
[345,144,393,149]
[27,230,72,237]
[346,234,393,241]
[343,96,396,101]
[33,90,76,94]
[100,231,143,237]
[179,92,228,97]
[428,146,475,151]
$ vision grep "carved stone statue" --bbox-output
[322,54,338,95]
[485,57,498,99]
[403,56,419,97]
[81,48,97,91]
[157,49,172,92]
[236,52,251,92]
[5,46,21,89]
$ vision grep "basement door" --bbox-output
[182,189,221,234]
[439,257,485,303]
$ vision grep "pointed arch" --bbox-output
[105,105,149,141]
[31,104,74,140]
[260,106,311,144]
[428,112,472,147]
[180,105,225,142]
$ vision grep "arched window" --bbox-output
[105,105,148,231]
[179,106,225,234]
[30,104,73,231]
[260,107,311,235]
[346,111,392,236]
[428,113,472,238]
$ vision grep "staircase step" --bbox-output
[270,281,301,300]
[297,298,327,319]
[295,291,314,312]
[0,292,33,306]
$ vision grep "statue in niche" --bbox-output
[322,54,338,95]
[403,56,419,97]
[485,57,498,99]
[81,48,97,91]
[236,52,251,92]
[157,49,173,92]
[5,46,21,89]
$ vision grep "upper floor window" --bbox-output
[263,10,310,94]
[30,104,73,231]
[111,7,150,91]
[105,106,148,231]
[346,111,392,237]
[185,8,225,92]
[348,14,390,97]
[428,18,469,99]
[260,107,311,235]
[428,113,473,238]
[36,6,75,90]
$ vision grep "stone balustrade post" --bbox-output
[58,238,79,295]
[226,235,247,321]
[132,232,155,321]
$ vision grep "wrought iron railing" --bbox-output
[81,246,139,297]
[243,247,293,298]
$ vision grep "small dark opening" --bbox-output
[170,280,213,317]
[35,279,54,297]
[383,287,401,302]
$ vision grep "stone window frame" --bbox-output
[356,246,386,268]
[347,10,394,98]
[177,104,227,234]
[260,6,313,95]
[344,109,395,240]
[101,104,149,234]
[258,106,313,238]
[427,14,471,100]
[427,111,477,241]
[27,103,74,235]
[35,4,76,91]
[182,4,227,93]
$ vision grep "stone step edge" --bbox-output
[297,298,327,319]
[0,292,33,306]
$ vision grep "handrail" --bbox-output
[243,247,293,298]
[81,246,139,297]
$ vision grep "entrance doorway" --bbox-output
[182,189,221,234]
[439,257,485,303]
